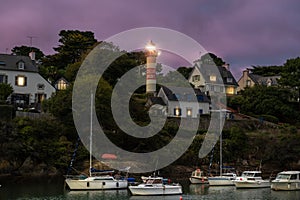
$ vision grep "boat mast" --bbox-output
[219,110,222,177]
[89,93,93,177]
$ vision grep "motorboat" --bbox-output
[234,171,270,188]
[128,176,182,196]
[271,171,300,191]
[189,168,208,184]
[208,172,236,186]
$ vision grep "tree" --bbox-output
[42,30,97,71]
[0,83,13,102]
[250,65,282,76]
[279,57,300,108]
[199,53,225,66]
[41,30,98,81]
[177,66,193,79]
[11,46,45,60]
[239,85,299,123]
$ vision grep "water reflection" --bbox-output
[129,195,182,200]
[271,190,300,200]
[235,188,271,199]
[188,184,209,195]
[65,189,129,200]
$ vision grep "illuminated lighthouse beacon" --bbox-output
[145,40,158,96]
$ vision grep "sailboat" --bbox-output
[64,93,128,190]
[208,110,236,186]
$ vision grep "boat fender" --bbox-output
[163,185,165,190]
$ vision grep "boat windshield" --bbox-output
[276,174,290,180]
[146,178,162,184]
[242,172,261,177]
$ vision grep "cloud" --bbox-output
[0,0,300,78]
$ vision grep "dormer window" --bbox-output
[192,75,200,82]
[227,77,233,83]
[18,61,25,70]
[37,84,45,90]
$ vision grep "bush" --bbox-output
[259,114,279,124]
[0,105,14,121]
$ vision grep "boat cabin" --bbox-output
[276,171,300,180]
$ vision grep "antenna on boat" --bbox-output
[89,92,93,177]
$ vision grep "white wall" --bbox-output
[0,70,56,104]
[167,101,210,118]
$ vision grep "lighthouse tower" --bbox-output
[145,40,158,95]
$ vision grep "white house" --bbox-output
[188,60,239,96]
[148,86,210,118]
[0,54,56,109]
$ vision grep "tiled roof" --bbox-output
[248,73,280,85]
[161,86,210,103]
[195,63,238,86]
[0,54,38,72]
[148,96,166,106]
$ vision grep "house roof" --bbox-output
[160,86,210,103]
[248,73,280,85]
[194,63,238,86]
[147,96,166,106]
[217,66,239,86]
[0,54,38,72]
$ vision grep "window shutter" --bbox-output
[24,77,27,86]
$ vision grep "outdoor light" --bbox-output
[145,40,158,57]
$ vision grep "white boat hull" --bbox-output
[65,179,128,190]
[129,185,182,196]
[189,177,208,184]
[235,180,270,188]
[208,177,235,186]
[271,181,300,191]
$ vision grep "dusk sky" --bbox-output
[1,0,300,79]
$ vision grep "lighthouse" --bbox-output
[145,40,158,95]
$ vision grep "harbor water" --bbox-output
[1,177,300,200]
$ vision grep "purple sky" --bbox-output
[1,0,300,79]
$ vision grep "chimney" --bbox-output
[29,51,35,61]
[243,69,249,77]
[223,63,230,71]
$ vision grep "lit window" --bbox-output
[57,79,67,90]
[226,87,235,94]
[187,108,192,117]
[15,76,27,86]
[174,107,181,117]
[210,75,216,82]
